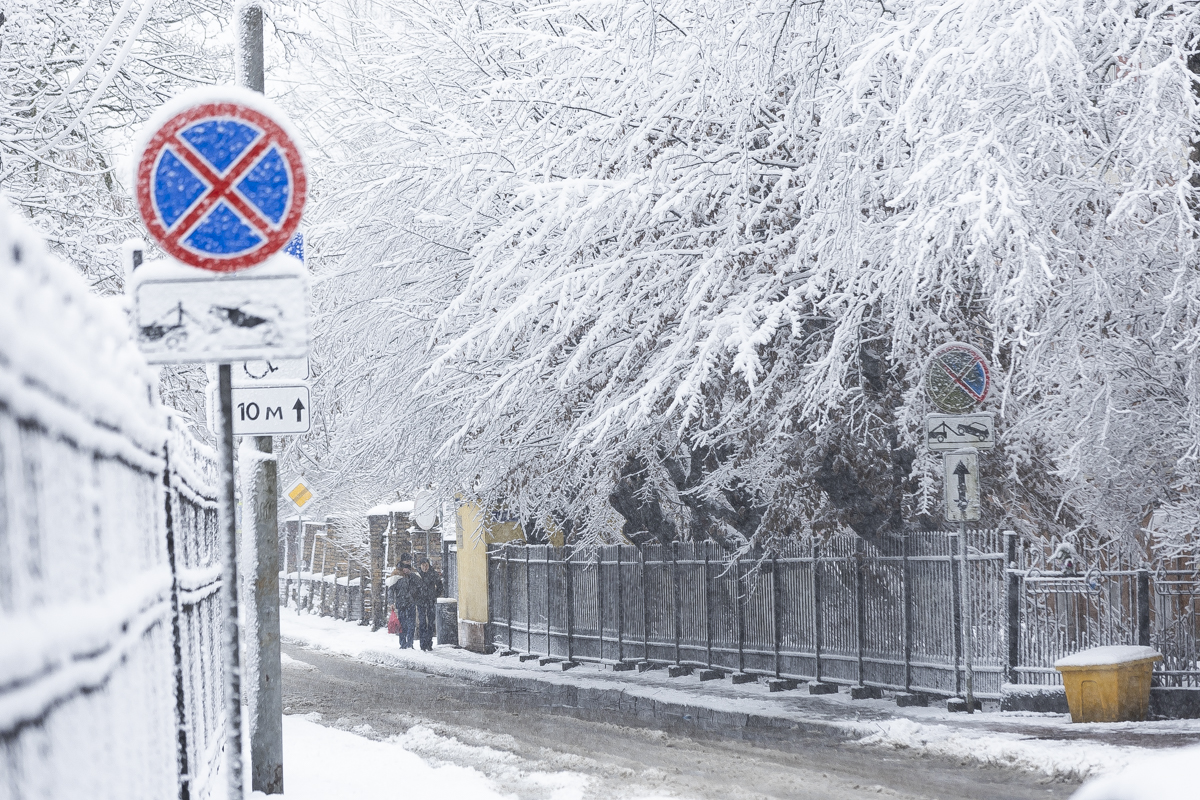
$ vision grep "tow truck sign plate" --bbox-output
[132,253,307,364]
[925,413,995,451]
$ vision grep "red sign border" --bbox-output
[927,342,991,408]
[135,102,306,273]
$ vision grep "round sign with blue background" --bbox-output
[135,88,306,272]
[925,342,990,414]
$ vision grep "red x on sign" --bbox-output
[136,98,306,272]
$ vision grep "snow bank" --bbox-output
[1070,744,1200,800]
[854,718,1134,782]
[1055,647,1162,668]
[261,715,509,800]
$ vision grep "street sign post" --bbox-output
[923,342,993,717]
[925,412,995,451]
[130,81,308,799]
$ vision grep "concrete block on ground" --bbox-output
[698,669,723,682]
[768,679,799,692]
[559,661,579,671]
[668,665,693,678]
[730,673,757,685]
[497,649,518,657]
[637,661,658,673]
[807,681,838,695]
[458,620,488,653]
[519,653,539,662]
[538,656,561,666]
[894,692,926,707]
[1000,685,1068,713]
[947,696,983,713]
[850,685,882,700]
[611,661,637,672]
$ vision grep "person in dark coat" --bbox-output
[386,558,418,649]
[414,557,443,651]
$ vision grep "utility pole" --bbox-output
[237,2,284,794]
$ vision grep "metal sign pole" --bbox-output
[217,364,244,800]
[958,515,975,713]
[238,5,284,793]
[954,450,976,715]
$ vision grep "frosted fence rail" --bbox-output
[0,202,224,800]
[487,533,1200,697]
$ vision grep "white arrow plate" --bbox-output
[207,384,310,435]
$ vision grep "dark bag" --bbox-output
[387,608,400,635]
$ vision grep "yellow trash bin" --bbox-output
[1054,646,1162,723]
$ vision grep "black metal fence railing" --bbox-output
[487,532,1200,698]
[165,421,224,800]
[0,207,226,800]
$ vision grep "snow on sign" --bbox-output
[232,356,310,387]
[131,252,307,364]
[925,342,990,414]
[134,87,306,272]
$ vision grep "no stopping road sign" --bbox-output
[135,87,306,272]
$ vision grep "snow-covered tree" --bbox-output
[0,0,232,288]
[291,0,1200,558]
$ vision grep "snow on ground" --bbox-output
[280,612,1200,785]
[1069,744,1200,800]
[232,709,670,800]
[269,715,512,800]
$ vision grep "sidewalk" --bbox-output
[279,612,1200,783]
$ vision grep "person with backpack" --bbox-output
[386,556,418,649]
[414,557,444,651]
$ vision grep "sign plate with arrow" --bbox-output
[944,449,981,521]
[206,383,310,435]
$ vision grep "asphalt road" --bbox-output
[280,642,1081,800]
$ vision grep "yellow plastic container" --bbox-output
[1054,646,1162,723]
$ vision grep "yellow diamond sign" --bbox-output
[286,478,314,509]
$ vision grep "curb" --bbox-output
[286,637,864,744]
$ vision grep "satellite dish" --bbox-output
[414,489,438,530]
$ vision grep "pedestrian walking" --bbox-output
[386,557,418,649]
[414,557,443,651]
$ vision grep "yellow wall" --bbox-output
[455,502,524,624]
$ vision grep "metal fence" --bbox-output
[0,203,224,799]
[165,422,224,798]
[488,531,1200,698]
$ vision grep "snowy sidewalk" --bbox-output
[280,613,1200,783]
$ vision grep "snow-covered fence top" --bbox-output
[0,200,222,799]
